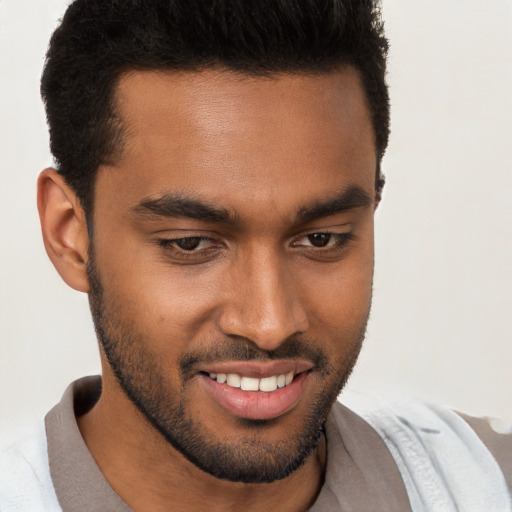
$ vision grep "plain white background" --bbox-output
[1,0,511,436]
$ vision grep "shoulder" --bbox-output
[335,397,511,511]
[458,412,512,492]
[0,419,61,511]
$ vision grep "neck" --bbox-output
[78,372,326,512]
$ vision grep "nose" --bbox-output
[217,245,309,351]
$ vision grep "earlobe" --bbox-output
[37,168,90,292]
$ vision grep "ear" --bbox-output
[37,168,90,292]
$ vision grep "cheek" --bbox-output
[295,238,374,346]
[308,252,373,301]
[94,235,223,351]
[147,274,221,337]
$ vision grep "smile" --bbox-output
[199,362,312,421]
[207,372,294,392]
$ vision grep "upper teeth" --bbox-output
[208,371,294,392]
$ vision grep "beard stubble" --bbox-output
[86,250,368,483]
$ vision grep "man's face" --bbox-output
[88,68,376,483]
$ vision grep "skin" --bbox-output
[38,67,377,511]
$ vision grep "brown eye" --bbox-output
[307,233,332,247]
[156,235,225,264]
[174,237,202,251]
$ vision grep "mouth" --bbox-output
[198,361,313,421]
[203,371,295,392]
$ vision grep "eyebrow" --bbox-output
[132,194,235,224]
[132,185,372,226]
[294,186,373,225]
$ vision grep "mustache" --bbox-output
[179,335,331,381]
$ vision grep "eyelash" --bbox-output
[156,236,219,254]
[156,231,355,262]
[293,232,355,250]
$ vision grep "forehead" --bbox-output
[99,67,376,220]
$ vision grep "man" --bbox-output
[0,0,510,510]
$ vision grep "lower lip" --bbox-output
[200,372,309,421]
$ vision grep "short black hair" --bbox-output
[41,0,389,215]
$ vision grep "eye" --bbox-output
[291,231,355,258]
[306,233,334,247]
[156,235,223,262]
[172,237,207,251]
